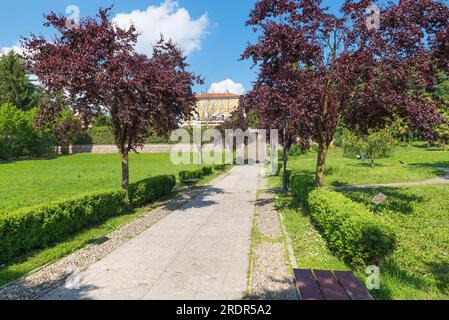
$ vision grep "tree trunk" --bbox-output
[282,127,288,193]
[315,141,329,187]
[121,151,130,203]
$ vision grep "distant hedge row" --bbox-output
[289,174,397,266]
[74,126,175,145]
[178,165,217,184]
[0,175,176,264]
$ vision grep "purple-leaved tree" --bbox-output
[242,0,449,189]
[23,7,201,200]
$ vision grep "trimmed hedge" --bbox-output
[290,173,315,206]
[179,166,215,185]
[214,164,226,171]
[129,175,176,208]
[308,189,396,266]
[179,169,203,184]
[201,166,213,176]
[0,190,126,264]
[0,174,178,264]
[74,126,176,145]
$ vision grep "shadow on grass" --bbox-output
[336,187,424,215]
[371,257,449,300]
[345,162,393,168]
[408,162,449,170]
[0,154,74,165]
[426,260,449,295]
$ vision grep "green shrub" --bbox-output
[179,169,203,184]
[290,173,315,205]
[129,175,176,208]
[343,127,398,166]
[307,189,396,266]
[0,103,50,159]
[0,190,126,264]
[214,164,226,171]
[201,166,213,176]
[74,126,115,145]
[289,144,307,157]
[74,126,175,145]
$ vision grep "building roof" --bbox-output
[195,92,241,99]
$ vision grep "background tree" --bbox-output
[343,126,398,167]
[0,51,40,110]
[35,94,82,154]
[435,74,449,150]
[23,7,201,200]
[242,0,449,187]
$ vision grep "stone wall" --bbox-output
[71,144,212,154]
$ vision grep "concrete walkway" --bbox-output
[41,165,260,300]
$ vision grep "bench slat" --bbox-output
[334,271,373,301]
[293,269,324,300]
[314,270,350,300]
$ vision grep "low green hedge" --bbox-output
[201,166,213,176]
[179,169,204,184]
[290,173,316,206]
[74,126,176,145]
[129,175,176,208]
[0,190,126,264]
[307,189,396,266]
[0,174,178,265]
[214,164,226,171]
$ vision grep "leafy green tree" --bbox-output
[0,103,35,159]
[435,76,449,150]
[343,127,398,167]
[0,51,38,110]
[35,94,82,154]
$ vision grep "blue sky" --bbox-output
[0,0,262,93]
[1,1,448,93]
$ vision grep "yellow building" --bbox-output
[188,92,241,127]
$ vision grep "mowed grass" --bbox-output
[0,154,232,286]
[0,153,221,213]
[275,195,349,272]
[283,143,448,187]
[341,185,449,300]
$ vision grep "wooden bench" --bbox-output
[293,269,373,300]
[182,179,200,188]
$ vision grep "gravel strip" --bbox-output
[0,172,232,301]
[248,177,298,301]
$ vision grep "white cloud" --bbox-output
[113,0,208,56]
[0,43,23,55]
[209,79,245,95]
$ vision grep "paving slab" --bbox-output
[41,165,260,300]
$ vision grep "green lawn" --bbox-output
[275,195,349,272]
[0,154,231,286]
[341,185,449,300]
[282,143,448,187]
[0,153,220,213]
[273,143,449,300]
